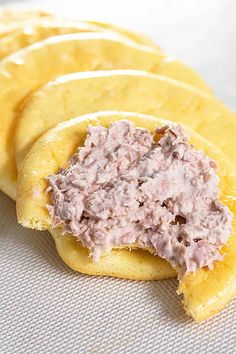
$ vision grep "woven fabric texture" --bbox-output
[1,192,236,354]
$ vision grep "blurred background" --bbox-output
[1,0,236,109]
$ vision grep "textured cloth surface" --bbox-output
[1,193,236,354]
[1,0,236,353]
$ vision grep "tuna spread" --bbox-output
[47,120,233,272]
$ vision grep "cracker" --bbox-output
[17,111,236,321]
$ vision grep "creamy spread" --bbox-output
[47,120,232,272]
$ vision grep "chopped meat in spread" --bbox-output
[47,120,233,272]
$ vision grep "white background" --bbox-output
[0,1,236,354]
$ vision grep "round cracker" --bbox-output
[16,111,236,321]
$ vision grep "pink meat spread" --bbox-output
[47,120,232,272]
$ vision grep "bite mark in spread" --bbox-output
[47,121,232,272]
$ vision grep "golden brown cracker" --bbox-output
[17,111,236,321]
